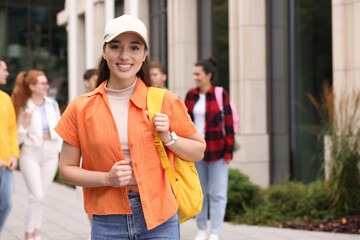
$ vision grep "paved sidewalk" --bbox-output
[2,170,359,240]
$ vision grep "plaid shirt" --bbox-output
[185,86,234,162]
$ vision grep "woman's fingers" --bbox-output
[152,113,169,132]
[107,161,133,187]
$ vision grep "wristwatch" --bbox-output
[164,131,178,146]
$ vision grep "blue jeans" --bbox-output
[0,168,15,233]
[195,159,228,235]
[91,192,180,240]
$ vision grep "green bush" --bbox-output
[225,166,358,225]
[327,130,360,215]
[225,169,259,221]
[227,180,336,225]
[239,181,307,225]
[308,83,360,217]
[303,181,335,220]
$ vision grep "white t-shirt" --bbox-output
[193,94,206,138]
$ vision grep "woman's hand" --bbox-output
[0,158,5,169]
[21,108,35,129]
[144,111,206,162]
[105,161,132,187]
[151,112,172,144]
[7,156,18,170]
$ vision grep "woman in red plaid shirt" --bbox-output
[185,57,235,240]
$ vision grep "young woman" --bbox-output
[11,70,62,240]
[54,14,206,240]
[185,57,235,240]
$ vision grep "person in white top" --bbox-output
[11,70,61,240]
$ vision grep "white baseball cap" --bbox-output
[103,14,148,48]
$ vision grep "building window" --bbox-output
[289,0,332,183]
[115,0,124,17]
[214,0,229,90]
[198,0,229,91]
[198,0,213,60]
[149,0,167,67]
[269,0,290,184]
[0,0,67,106]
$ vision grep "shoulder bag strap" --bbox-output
[215,86,224,111]
[147,87,177,187]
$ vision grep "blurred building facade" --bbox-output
[0,0,67,104]
[57,0,360,188]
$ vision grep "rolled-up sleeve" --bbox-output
[54,100,80,148]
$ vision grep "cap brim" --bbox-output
[103,31,148,48]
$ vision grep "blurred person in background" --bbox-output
[83,68,98,93]
[150,61,181,99]
[12,70,62,240]
[185,57,234,240]
[0,59,20,238]
[150,61,167,89]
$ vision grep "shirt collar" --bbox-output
[194,85,215,95]
[27,96,51,108]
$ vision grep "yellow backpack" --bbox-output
[147,87,203,224]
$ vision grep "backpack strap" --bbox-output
[147,87,177,187]
[215,86,224,111]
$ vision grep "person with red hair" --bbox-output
[11,70,61,240]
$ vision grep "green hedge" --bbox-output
[225,169,359,225]
[238,181,335,225]
[225,169,259,221]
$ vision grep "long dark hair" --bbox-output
[96,45,151,87]
[195,57,218,85]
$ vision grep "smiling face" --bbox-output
[103,32,147,89]
[193,66,212,89]
[30,75,49,97]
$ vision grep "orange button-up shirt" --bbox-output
[55,79,197,229]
